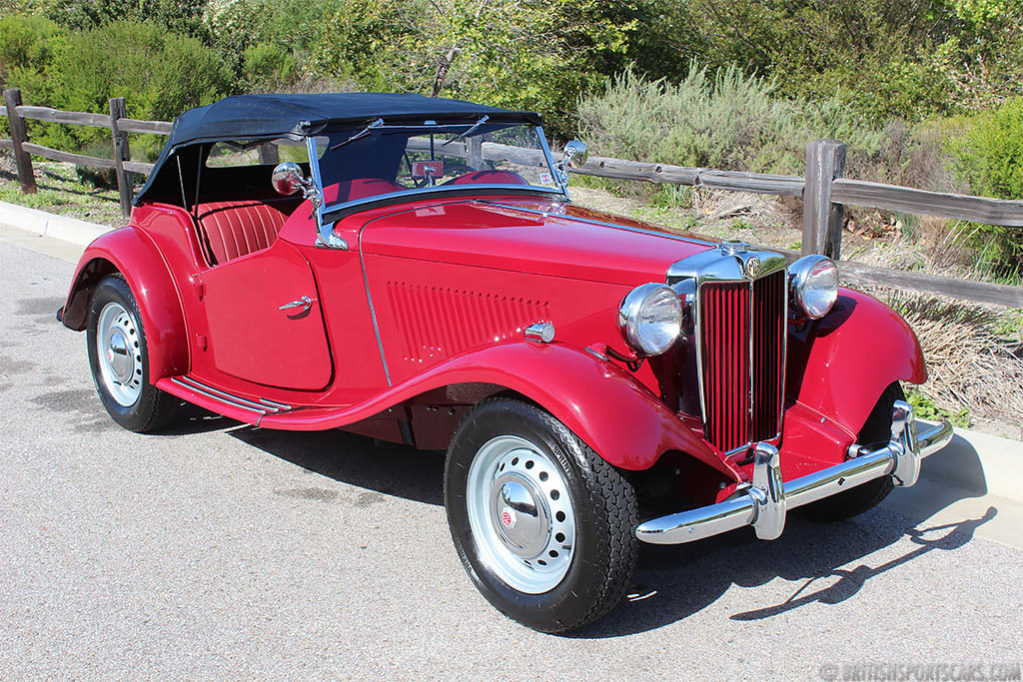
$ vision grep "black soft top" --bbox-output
[135,93,541,205]
[161,93,541,147]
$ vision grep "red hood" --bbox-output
[356,197,714,286]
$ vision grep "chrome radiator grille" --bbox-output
[698,270,786,453]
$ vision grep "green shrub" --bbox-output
[946,97,1023,272]
[0,14,66,140]
[243,42,298,92]
[42,20,234,158]
[0,13,63,80]
[577,65,884,177]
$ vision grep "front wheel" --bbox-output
[87,274,177,433]
[444,398,638,633]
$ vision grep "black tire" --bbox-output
[444,398,639,633]
[798,383,904,522]
[86,274,177,433]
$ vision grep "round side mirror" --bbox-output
[271,161,306,196]
[563,140,588,169]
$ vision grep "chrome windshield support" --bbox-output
[635,404,954,545]
[536,127,569,200]
[306,135,347,250]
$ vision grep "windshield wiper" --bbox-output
[329,118,384,151]
[442,115,489,147]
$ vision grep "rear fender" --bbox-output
[787,289,926,438]
[61,227,188,380]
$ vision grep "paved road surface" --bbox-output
[1,234,1020,679]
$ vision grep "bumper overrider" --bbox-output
[635,401,953,544]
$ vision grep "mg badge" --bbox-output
[746,257,761,278]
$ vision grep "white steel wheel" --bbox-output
[86,274,177,433]
[95,301,144,407]
[465,434,577,594]
[445,398,639,633]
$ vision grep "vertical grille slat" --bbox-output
[698,270,785,453]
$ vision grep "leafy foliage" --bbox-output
[945,97,1023,271]
[577,66,884,175]
[43,0,210,38]
[5,19,233,159]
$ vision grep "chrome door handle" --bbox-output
[278,295,314,312]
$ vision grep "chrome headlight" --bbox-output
[789,255,838,319]
[618,283,683,356]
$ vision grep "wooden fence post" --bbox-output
[257,143,279,165]
[108,97,132,218]
[3,88,37,194]
[467,135,482,169]
[802,139,846,259]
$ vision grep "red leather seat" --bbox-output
[195,199,298,265]
[195,180,400,265]
[323,178,404,204]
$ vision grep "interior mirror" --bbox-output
[271,161,307,196]
[563,140,588,169]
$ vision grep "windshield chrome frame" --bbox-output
[305,136,348,249]
[305,122,568,221]
[535,126,570,199]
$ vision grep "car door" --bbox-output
[201,240,333,391]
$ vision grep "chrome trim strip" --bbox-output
[176,375,282,413]
[171,377,269,414]
[323,184,563,218]
[635,407,954,545]
[359,246,391,387]
[482,201,716,247]
[258,397,293,410]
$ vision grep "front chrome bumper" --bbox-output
[635,401,953,545]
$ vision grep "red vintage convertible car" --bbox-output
[58,93,952,632]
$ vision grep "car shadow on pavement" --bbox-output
[173,417,996,639]
[569,505,996,639]
[154,402,245,436]
[228,426,446,506]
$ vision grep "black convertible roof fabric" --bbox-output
[135,93,541,205]
[163,92,540,147]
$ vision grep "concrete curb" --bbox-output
[921,424,1023,501]
[0,201,1019,504]
[0,200,112,247]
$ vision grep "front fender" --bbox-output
[261,342,734,478]
[61,227,189,380]
[787,289,926,438]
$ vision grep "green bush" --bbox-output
[577,65,884,177]
[0,13,63,80]
[947,97,1023,272]
[243,43,297,92]
[0,14,65,140]
[42,20,234,158]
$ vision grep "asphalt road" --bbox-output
[1,234,1020,680]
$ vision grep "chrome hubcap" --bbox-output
[96,302,143,407]
[466,435,576,594]
[491,474,550,558]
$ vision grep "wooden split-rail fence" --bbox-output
[2,87,1021,308]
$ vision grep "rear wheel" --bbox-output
[87,274,177,433]
[798,383,904,522]
[444,398,638,633]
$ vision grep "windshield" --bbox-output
[313,121,562,211]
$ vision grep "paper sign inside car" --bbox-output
[412,160,443,179]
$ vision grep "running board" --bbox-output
[165,375,292,425]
